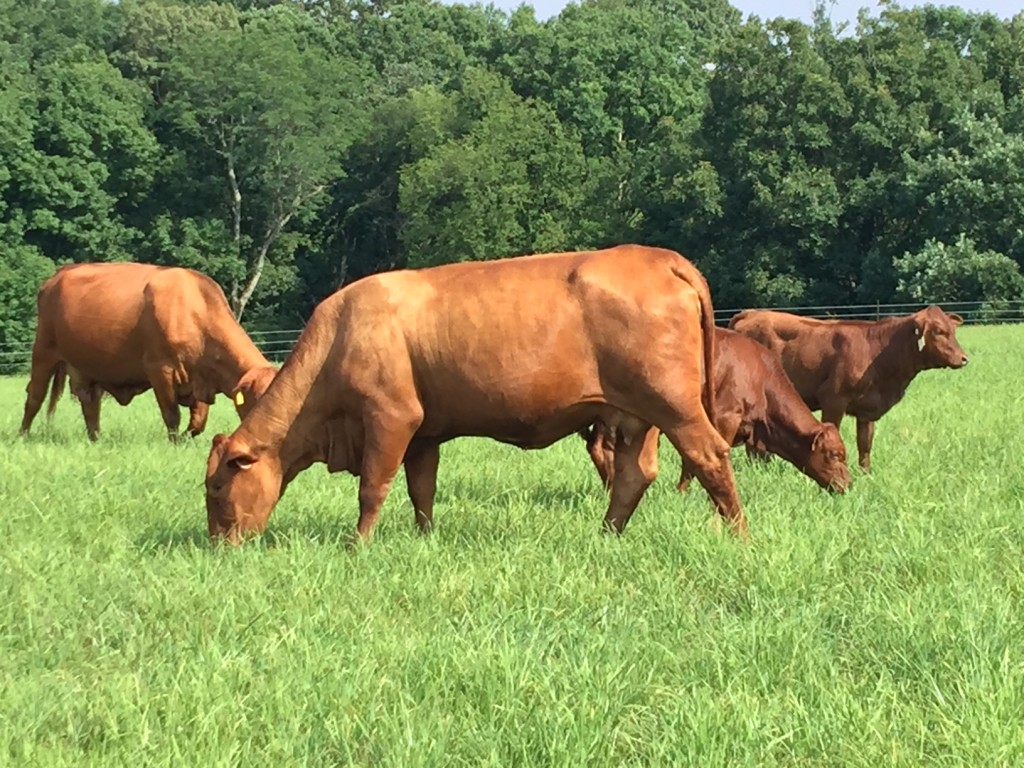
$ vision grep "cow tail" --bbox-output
[727,310,748,330]
[46,361,67,417]
[672,256,716,420]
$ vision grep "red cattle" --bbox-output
[20,263,277,442]
[581,327,852,493]
[728,306,968,471]
[204,245,747,544]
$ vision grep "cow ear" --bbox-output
[212,433,229,450]
[811,428,827,452]
[913,318,926,350]
[231,366,278,409]
[949,313,964,326]
[250,366,278,397]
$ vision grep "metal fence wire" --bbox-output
[1,299,1021,376]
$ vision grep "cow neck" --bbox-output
[206,326,271,394]
[758,389,821,468]
[235,318,335,477]
[868,317,923,383]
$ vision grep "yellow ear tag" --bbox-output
[234,391,245,406]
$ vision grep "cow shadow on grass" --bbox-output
[135,520,393,554]
[134,478,613,554]
[12,427,209,449]
[135,526,213,553]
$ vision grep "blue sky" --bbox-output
[479,0,1020,26]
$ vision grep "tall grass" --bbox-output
[1,324,1022,765]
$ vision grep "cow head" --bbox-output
[913,306,968,370]
[230,366,279,420]
[205,432,283,544]
[804,423,851,493]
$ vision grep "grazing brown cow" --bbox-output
[205,245,747,544]
[20,263,278,442]
[728,306,968,471]
[581,327,852,494]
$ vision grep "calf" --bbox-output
[581,328,852,493]
[728,306,968,471]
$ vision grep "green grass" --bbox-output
[2,323,1022,766]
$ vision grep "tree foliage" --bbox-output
[162,5,367,319]
[894,235,1024,304]
[1,0,1023,342]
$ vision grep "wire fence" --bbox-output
[2,300,1022,376]
[712,300,1024,325]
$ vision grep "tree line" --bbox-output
[2,0,1023,347]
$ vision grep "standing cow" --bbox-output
[581,327,852,493]
[205,245,747,544]
[20,263,278,442]
[728,306,968,471]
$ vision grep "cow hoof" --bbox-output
[345,531,372,552]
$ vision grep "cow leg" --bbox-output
[78,384,103,442]
[582,422,617,490]
[20,356,59,435]
[185,401,210,438]
[404,442,440,534]
[677,461,695,493]
[149,374,183,443]
[744,442,771,463]
[679,412,741,493]
[355,409,423,541]
[602,425,659,534]
[663,418,747,537]
[820,403,846,429]
[856,419,875,473]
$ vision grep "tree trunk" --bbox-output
[222,146,244,314]
[233,185,324,320]
[234,233,276,322]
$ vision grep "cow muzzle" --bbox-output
[828,468,852,494]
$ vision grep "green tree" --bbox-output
[397,69,594,267]
[0,0,115,65]
[162,5,367,319]
[109,0,240,104]
[0,44,158,265]
[347,0,501,97]
[698,17,850,306]
[899,114,1024,269]
[826,4,1006,301]
[894,235,1024,304]
[0,248,54,351]
[495,0,738,245]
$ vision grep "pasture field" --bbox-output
[1,324,1023,766]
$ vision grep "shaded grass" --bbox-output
[1,324,1022,765]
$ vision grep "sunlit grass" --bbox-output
[1,324,1022,765]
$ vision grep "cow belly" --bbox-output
[422,401,614,450]
[848,391,906,421]
[57,350,148,385]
